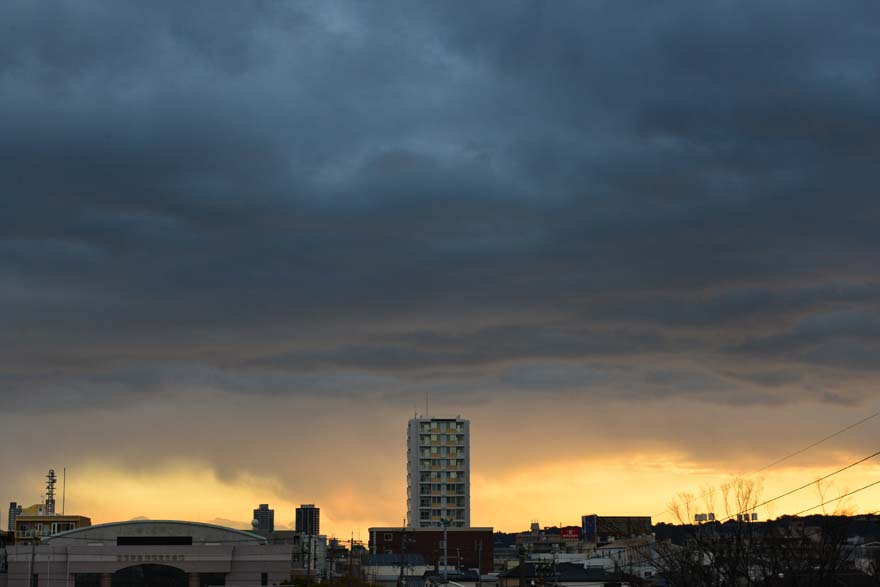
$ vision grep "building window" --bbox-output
[261,573,268,586]
[384,533,393,541]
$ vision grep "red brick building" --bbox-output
[368,527,494,574]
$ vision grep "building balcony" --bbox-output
[16,529,54,539]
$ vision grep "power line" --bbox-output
[654,407,880,521]
[791,479,880,518]
[718,447,880,524]
[754,410,880,474]
[602,446,880,577]
[600,478,880,576]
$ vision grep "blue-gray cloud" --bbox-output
[2,0,880,409]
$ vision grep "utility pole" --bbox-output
[301,535,312,587]
[441,518,449,586]
[517,545,527,587]
[476,540,483,587]
[398,523,408,587]
[552,545,559,587]
[349,533,354,581]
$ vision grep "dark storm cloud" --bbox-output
[3,0,880,409]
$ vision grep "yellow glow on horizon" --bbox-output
[57,452,880,538]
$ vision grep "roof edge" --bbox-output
[44,519,268,543]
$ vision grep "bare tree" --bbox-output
[651,476,861,586]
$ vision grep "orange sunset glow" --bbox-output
[4,3,880,586]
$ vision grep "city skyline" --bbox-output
[4,406,879,538]
[3,0,880,548]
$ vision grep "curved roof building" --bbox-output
[4,520,293,587]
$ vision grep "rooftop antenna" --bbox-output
[45,469,57,516]
[62,467,67,515]
[425,392,429,418]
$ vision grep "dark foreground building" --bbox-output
[294,505,320,536]
[581,515,652,544]
[368,526,493,574]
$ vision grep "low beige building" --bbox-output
[13,515,92,545]
[5,520,295,587]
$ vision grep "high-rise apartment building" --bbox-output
[253,504,274,532]
[407,415,470,528]
[295,504,320,535]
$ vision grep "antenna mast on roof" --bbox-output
[45,469,57,515]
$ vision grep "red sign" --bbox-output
[561,527,580,540]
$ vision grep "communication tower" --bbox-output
[45,469,57,515]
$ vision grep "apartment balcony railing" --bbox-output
[15,529,55,539]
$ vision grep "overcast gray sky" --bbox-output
[2,0,880,535]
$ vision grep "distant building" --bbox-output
[368,526,493,573]
[407,415,470,528]
[580,515,652,544]
[7,502,22,533]
[498,562,632,587]
[13,514,91,544]
[251,530,328,577]
[295,504,320,535]
[514,522,590,555]
[253,504,274,532]
[361,553,430,587]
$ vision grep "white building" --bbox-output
[582,536,663,580]
[3,520,295,587]
[406,416,470,528]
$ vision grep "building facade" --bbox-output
[253,531,328,578]
[6,504,21,534]
[406,416,470,528]
[253,505,274,532]
[580,515,652,544]
[5,520,294,587]
[13,514,91,544]
[294,505,320,536]
[368,527,493,574]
